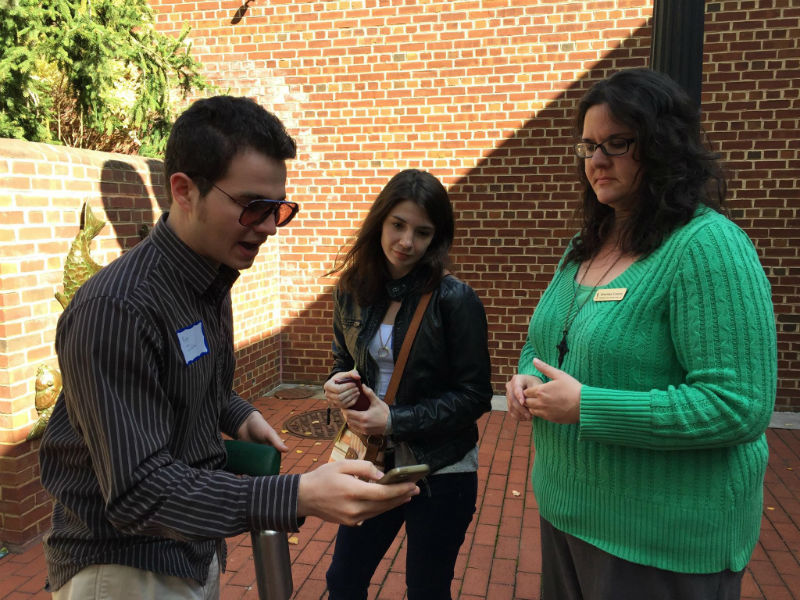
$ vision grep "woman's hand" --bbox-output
[520,358,582,424]
[505,373,544,422]
[323,369,362,410]
[343,384,390,436]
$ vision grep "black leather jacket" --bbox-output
[330,273,493,472]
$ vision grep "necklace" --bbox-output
[376,324,392,359]
[556,251,624,368]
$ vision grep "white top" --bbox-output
[369,324,394,398]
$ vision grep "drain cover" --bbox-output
[284,408,344,439]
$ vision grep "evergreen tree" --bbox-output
[0,0,210,156]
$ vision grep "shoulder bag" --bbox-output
[328,290,432,469]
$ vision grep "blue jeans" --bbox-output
[326,472,477,600]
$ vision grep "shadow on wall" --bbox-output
[100,159,169,251]
[277,32,653,393]
[159,19,790,405]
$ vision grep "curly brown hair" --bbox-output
[566,68,727,265]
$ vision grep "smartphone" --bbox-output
[333,376,370,411]
[377,464,430,485]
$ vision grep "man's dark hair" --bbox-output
[164,96,297,196]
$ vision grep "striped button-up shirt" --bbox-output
[39,214,300,591]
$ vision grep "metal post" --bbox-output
[251,530,294,600]
[649,0,706,106]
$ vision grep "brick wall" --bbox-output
[149,0,800,408]
[702,1,800,408]
[0,140,282,549]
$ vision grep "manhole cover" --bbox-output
[274,387,316,400]
[284,409,344,439]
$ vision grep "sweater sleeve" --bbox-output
[518,326,546,380]
[579,220,777,449]
[518,246,572,380]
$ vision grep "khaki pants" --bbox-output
[53,553,219,600]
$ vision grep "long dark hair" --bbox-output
[566,68,726,265]
[329,169,454,305]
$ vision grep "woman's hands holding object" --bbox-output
[324,370,365,410]
[505,358,582,424]
[324,371,390,435]
[343,384,390,436]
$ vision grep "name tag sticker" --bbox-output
[594,288,627,302]
[177,321,209,365]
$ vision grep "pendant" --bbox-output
[377,346,390,359]
[556,330,569,368]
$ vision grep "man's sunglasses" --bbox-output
[212,183,299,228]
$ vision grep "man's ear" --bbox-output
[169,172,197,212]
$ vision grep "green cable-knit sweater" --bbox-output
[520,206,777,573]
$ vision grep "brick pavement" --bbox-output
[1,390,798,599]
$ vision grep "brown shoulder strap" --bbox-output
[383,290,432,406]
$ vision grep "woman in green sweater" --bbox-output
[506,68,777,599]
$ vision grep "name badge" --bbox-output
[594,288,627,302]
[177,321,209,365]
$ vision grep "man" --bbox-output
[39,96,418,599]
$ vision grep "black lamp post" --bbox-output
[649,0,706,107]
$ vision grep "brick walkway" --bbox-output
[1,390,798,599]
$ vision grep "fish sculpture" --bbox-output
[26,364,63,441]
[54,202,106,309]
[28,202,106,440]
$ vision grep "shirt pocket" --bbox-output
[340,318,363,355]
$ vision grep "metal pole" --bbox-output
[649,0,706,106]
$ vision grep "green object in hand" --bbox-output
[224,440,281,476]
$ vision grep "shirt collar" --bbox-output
[149,213,239,297]
[385,268,425,300]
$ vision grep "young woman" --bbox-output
[323,169,493,599]
[506,68,777,599]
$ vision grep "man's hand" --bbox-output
[236,411,289,452]
[520,358,582,424]
[297,460,419,526]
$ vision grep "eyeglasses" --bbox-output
[574,137,636,159]
[212,183,299,228]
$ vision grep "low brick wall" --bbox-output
[0,140,282,550]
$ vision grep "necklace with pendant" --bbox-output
[556,251,624,368]
[376,324,392,359]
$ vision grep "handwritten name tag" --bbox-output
[594,288,627,302]
[177,321,209,365]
